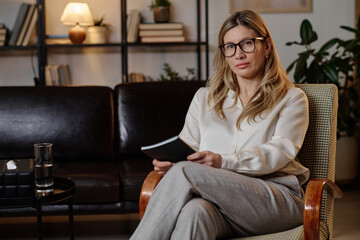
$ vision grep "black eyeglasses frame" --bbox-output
[219,37,265,57]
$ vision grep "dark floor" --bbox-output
[0,182,359,240]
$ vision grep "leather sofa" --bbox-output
[0,81,205,216]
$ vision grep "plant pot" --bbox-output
[153,6,170,23]
[335,135,359,184]
[87,26,108,44]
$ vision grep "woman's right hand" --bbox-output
[153,159,175,176]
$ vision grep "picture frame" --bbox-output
[229,0,312,13]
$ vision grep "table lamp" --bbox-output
[60,2,93,44]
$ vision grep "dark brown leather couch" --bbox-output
[0,81,205,216]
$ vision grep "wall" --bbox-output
[0,0,355,87]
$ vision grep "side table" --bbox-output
[0,177,76,240]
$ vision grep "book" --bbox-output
[132,11,141,42]
[8,3,30,46]
[58,64,71,85]
[21,6,38,46]
[127,10,141,43]
[45,37,71,45]
[139,23,183,30]
[139,29,183,37]
[126,10,134,42]
[45,65,52,86]
[141,136,195,162]
[16,4,35,46]
[141,36,185,43]
[51,65,61,85]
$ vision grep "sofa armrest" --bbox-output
[139,171,163,220]
[303,178,343,240]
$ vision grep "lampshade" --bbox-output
[60,2,93,26]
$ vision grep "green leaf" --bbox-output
[339,39,352,48]
[340,25,357,33]
[344,39,359,52]
[307,31,318,45]
[307,61,324,83]
[286,41,303,46]
[300,19,313,44]
[286,59,297,73]
[294,52,309,82]
[322,63,338,82]
[318,38,339,53]
[330,51,339,59]
[331,57,353,73]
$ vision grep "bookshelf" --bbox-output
[1,0,209,86]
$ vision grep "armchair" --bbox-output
[139,84,343,240]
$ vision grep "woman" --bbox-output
[130,10,309,239]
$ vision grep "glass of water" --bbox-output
[34,143,54,193]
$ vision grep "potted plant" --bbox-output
[157,63,196,81]
[149,0,171,23]
[286,18,360,183]
[87,16,111,44]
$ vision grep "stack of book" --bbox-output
[45,65,71,86]
[45,35,71,45]
[139,23,185,43]
[130,72,145,83]
[129,72,154,83]
[8,3,38,46]
[0,23,7,46]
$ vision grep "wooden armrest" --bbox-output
[139,171,163,220]
[303,178,343,240]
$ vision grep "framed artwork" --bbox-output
[229,0,312,13]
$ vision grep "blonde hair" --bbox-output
[207,10,293,129]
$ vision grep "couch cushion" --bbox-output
[114,81,205,155]
[53,161,120,203]
[0,86,114,162]
[118,156,154,201]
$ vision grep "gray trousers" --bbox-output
[130,161,304,240]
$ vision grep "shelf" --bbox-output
[45,43,123,48]
[43,41,207,48]
[0,0,209,85]
[128,42,208,47]
[0,46,37,51]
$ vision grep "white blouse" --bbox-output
[179,87,310,185]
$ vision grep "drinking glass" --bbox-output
[34,143,54,192]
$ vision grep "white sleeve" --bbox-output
[221,89,309,175]
[178,89,203,152]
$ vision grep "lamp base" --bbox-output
[69,24,86,44]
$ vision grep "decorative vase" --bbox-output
[153,6,170,23]
[335,135,359,184]
[87,26,108,44]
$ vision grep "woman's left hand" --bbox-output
[187,151,222,168]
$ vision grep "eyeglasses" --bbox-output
[219,37,265,57]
